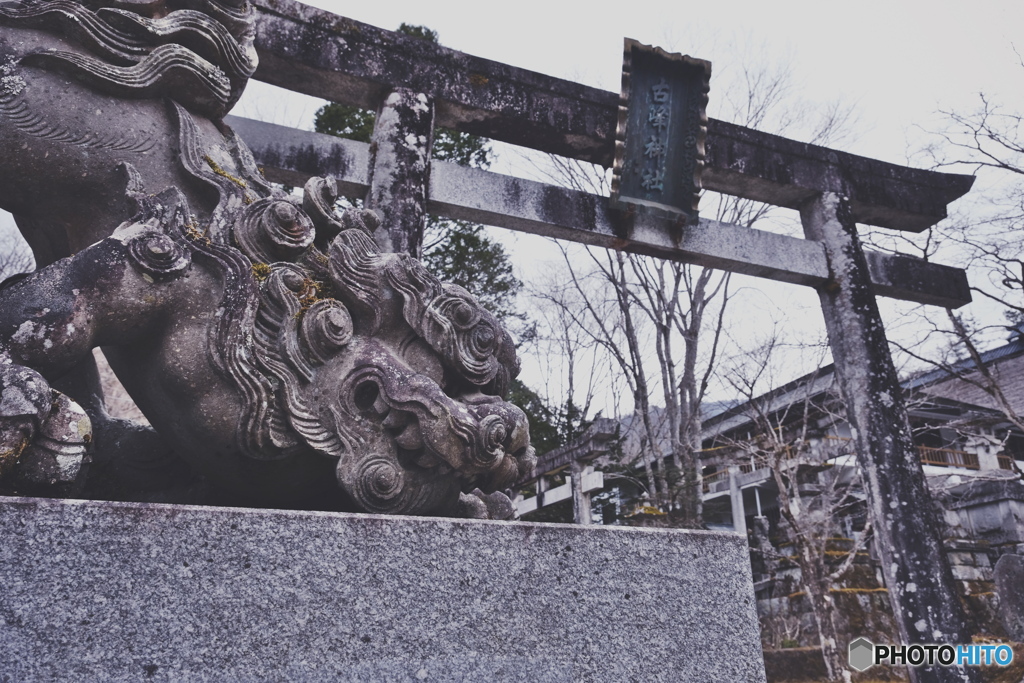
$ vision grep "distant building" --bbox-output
[514,330,1024,648]
[698,333,1024,648]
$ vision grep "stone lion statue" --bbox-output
[0,0,534,517]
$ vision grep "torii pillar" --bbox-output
[803,193,975,683]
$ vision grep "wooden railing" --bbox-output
[702,469,730,493]
[704,447,1001,495]
[917,446,979,470]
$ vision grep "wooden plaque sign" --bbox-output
[610,39,711,224]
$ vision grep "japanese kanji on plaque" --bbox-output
[611,39,711,224]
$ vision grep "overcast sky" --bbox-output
[275,0,1024,167]
[5,1,1020,412]
[230,0,1024,408]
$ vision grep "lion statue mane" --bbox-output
[0,0,535,518]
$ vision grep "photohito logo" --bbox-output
[848,638,1014,671]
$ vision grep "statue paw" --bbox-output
[0,358,90,492]
[20,391,91,488]
[457,488,517,521]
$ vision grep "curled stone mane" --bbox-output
[119,165,281,460]
[328,229,520,397]
[0,0,534,518]
[171,101,280,235]
[0,0,257,117]
[206,180,534,511]
[165,103,289,460]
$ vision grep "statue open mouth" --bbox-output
[331,351,533,515]
[0,0,535,518]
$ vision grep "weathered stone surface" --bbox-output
[995,554,1024,642]
[225,116,971,309]
[802,193,975,683]
[0,1,534,517]
[365,88,434,256]
[0,496,766,682]
[703,119,974,232]
[945,478,1024,546]
[226,115,370,193]
[249,0,973,232]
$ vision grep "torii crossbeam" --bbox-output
[236,3,977,681]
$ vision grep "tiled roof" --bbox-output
[903,337,1024,392]
[701,334,1024,437]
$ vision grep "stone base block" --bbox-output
[0,497,766,681]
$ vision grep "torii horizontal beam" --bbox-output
[227,116,971,308]
[516,418,619,486]
[240,4,980,667]
[249,0,973,233]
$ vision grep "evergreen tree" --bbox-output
[314,23,558,453]
[313,24,519,322]
[506,380,561,455]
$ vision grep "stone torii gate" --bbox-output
[233,2,977,680]
[513,418,618,524]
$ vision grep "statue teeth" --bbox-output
[381,409,409,431]
[371,393,389,418]
[394,422,425,451]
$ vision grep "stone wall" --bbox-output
[0,496,766,682]
[753,477,1024,653]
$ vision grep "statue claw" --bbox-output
[19,391,91,487]
[0,355,90,491]
[457,488,517,521]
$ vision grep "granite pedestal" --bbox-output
[0,497,766,681]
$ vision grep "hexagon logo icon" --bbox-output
[849,637,875,672]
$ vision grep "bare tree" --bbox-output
[528,54,858,528]
[867,74,1024,452]
[530,277,610,443]
[719,340,873,682]
[532,243,730,522]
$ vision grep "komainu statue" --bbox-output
[0,0,534,517]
